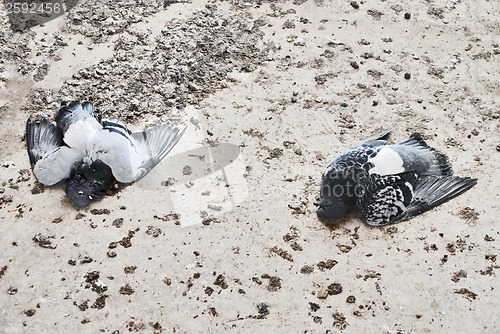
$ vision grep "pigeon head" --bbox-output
[316,173,358,219]
[65,159,114,208]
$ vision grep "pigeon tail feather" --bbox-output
[397,133,452,176]
[55,101,94,132]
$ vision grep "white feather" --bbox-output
[63,117,102,150]
[367,147,405,176]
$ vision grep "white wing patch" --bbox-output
[367,147,405,176]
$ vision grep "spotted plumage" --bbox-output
[316,129,477,226]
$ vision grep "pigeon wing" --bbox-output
[355,128,391,148]
[130,123,186,181]
[92,121,186,183]
[26,118,82,185]
[359,173,477,226]
[26,118,63,167]
[358,172,417,226]
[359,128,391,145]
[402,176,477,217]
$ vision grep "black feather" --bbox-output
[26,118,64,167]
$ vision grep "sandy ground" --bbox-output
[0,0,499,333]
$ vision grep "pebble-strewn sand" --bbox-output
[0,0,498,333]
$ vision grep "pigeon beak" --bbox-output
[316,200,350,219]
[65,184,94,208]
[70,196,93,209]
[315,200,331,218]
[313,202,325,210]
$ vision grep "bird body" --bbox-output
[26,101,186,208]
[317,130,476,226]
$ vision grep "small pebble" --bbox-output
[404,72,411,79]
[317,289,329,299]
[404,12,411,20]
[350,1,359,9]
[346,295,356,303]
[350,61,359,69]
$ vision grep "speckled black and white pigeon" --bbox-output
[26,101,186,208]
[316,129,477,226]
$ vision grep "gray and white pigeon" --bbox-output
[26,101,186,208]
[316,129,477,226]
